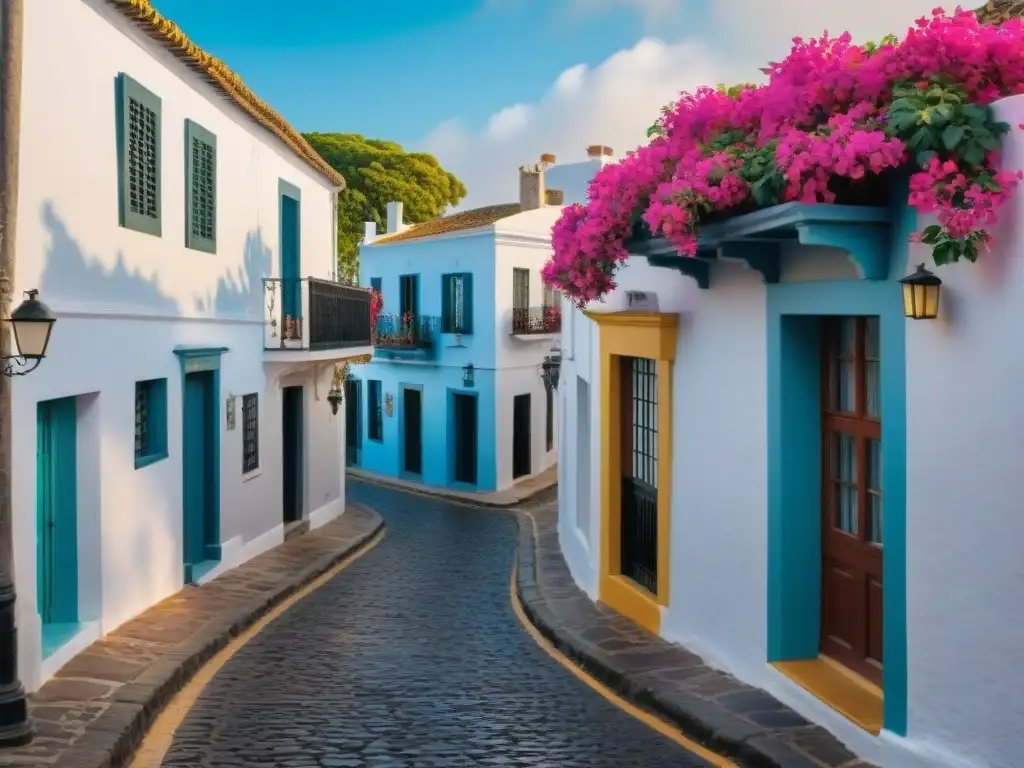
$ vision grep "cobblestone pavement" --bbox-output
[161,481,714,767]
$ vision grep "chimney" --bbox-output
[385,201,404,234]
[363,221,377,245]
[586,144,614,158]
[544,189,564,206]
[540,153,556,164]
[519,163,546,211]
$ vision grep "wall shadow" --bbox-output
[196,230,273,319]
[40,201,180,313]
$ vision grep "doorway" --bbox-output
[452,392,478,485]
[279,182,302,336]
[512,393,531,479]
[821,316,883,685]
[183,371,219,581]
[402,387,423,476]
[282,386,304,524]
[619,357,658,596]
[37,397,79,654]
[345,379,360,467]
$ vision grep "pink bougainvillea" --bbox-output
[543,9,1024,306]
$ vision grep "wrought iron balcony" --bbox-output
[373,313,441,360]
[263,278,373,352]
[511,306,561,336]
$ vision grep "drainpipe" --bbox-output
[0,0,34,746]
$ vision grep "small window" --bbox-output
[185,119,217,253]
[134,378,168,468]
[370,277,382,293]
[441,273,473,333]
[368,380,383,441]
[513,268,530,310]
[242,393,259,473]
[117,73,162,237]
[543,283,557,309]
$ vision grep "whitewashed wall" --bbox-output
[13,0,340,691]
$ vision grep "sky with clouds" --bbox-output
[154,0,942,209]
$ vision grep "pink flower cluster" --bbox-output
[543,8,1024,306]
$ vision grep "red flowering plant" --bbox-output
[369,288,383,328]
[543,9,1024,306]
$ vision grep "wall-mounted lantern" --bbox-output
[3,289,56,377]
[328,362,350,415]
[541,348,561,391]
[462,362,475,387]
[899,263,942,320]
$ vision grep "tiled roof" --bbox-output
[106,0,345,188]
[975,0,1024,24]
[372,203,522,244]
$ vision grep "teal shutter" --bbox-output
[185,119,217,253]
[117,73,162,236]
[461,273,473,333]
[441,274,453,332]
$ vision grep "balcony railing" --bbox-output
[374,313,441,350]
[511,306,561,335]
[263,277,373,351]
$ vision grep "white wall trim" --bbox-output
[51,302,265,325]
[309,497,345,530]
[195,524,286,586]
[494,231,556,248]
[367,228,494,249]
[37,620,101,684]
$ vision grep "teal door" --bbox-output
[37,397,78,629]
[280,192,301,325]
[282,386,304,524]
[183,371,218,580]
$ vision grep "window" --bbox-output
[185,119,217,253]
[512,268,530,311]
[442,273,473,333]
[543,283,557,310]
[242,393,259,473]
[117,73,162,236]
[134,378,168,468]
[370,277,382,293]
[399,274,418,317]
[545,384,554,452]
[368,380,383,441]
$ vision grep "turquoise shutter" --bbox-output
[461,273,473,333]
[441,274,452,332]
[117,73,162,236]
[185,119,217,253]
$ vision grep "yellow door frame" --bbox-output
[583,311,677,635]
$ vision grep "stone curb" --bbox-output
[513,514,822,768]
[347,469,554,509]
[52,507,385,768]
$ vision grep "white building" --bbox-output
[351,151,608,492]
[557,97,1024,768]
[10,0,372,691]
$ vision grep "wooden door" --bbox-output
[183,373,215,572]
[512,394,531,479]
[36,397,78,627]
[821,316,883,684]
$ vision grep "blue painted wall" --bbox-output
[357,233,500,489]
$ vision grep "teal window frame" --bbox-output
[367,380,383,441]
[441,272,473,333]
[184,118,217,253]
[116,73,162,237]
[134,378,168,469]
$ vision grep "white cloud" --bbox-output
[423,0,938,210]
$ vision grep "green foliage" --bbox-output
[303,133,468,280]
[916,223,987,264]
[862,33,898,56]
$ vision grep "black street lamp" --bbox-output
[328,362,350,416]
[2,290,56,377]
[899,263,942,320]
[541,349,561,391]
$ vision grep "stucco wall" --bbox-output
[13,0,341,691]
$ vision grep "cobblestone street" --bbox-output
[160,482,713,767]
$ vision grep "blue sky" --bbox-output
[152,0,936,207]
[151,0,699,145]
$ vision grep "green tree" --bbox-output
[303,133,467,280]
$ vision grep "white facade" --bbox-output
[12,0,367,692]
[557,98,1024,768]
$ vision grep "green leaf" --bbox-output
[963,145,986,165]
[941,124,965,150]
[916,150,938,167]
[933,241,954,265]
[963,240,979,263]
[922,224,942,239]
